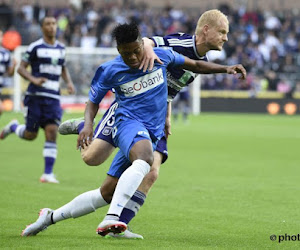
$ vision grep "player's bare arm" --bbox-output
[165,102,172,138]
[77,100,99,149]
[181,57,247,79]
[61,66,76,94]
[225,65,247,80]
[17,61,47,86]
[6,58,16,76]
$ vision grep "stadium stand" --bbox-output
[1,0,299,94]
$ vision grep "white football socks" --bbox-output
[15,124,26,138]
[52,189,108,223]
[106,159,150,218]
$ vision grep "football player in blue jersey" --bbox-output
[0,17,75,183]
[21,20,246,237]
[56,10,234,238]
[0,29,16,116]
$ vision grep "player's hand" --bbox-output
[164,117,172,139]
[67,82,76,94]
[33,77,47,86]
[12,58,17,68]
[226,64,247,80]
[77,125,93,150]
[139,46,163,72]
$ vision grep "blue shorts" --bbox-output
[107,135,168,178]
[106,117,158,178]
[107,150,131,178]
[94,101,168,163]
[113,117,157,159]
[23,95,62,132]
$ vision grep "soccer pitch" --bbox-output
[1,112,299,249]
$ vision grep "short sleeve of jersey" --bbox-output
[88,66,110,104]
[160,48,185,67]
[22,44,36,63]
[151,33,186,47]
[151,36,166,47]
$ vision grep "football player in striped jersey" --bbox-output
[0,16,75,183]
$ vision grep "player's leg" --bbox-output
[137,151,163,194]
[21,153,142,238]
[97,149,143,239]
[21,157,120,237]
[97,120,153,236]
[21,182,115,237]
[58,101,118,136]
[81,139,115,166]
[80,109,117,165]
[118,136,168,226]
[80,121,116,166]
[40,123,59,183]
[0,96,39,140]
[39,98,62,183]
[59,101,118,166]
[51,182,115,223]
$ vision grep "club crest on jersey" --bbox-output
[119,68,164,97]
[51,58,59,65]
[102,126,113,136]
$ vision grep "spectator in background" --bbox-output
[1,1,300,92]
[0,0,13,30]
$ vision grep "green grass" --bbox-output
[1,112,300,249]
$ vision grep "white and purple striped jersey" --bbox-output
[22,38,66,99]
[151,33,208,100]
[0,47,12,91]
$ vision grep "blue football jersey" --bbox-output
[152,33,208,99]
[0,47,12,90]
[22,38,66,99]
[89,47,185,139]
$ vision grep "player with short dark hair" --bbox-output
[0,16,75,183]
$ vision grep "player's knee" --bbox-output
[46,131,57,141]
[81,151,100,166]
[145,168,159,185]
[132,153,153,166]
[143,157,153,166]
[142,153,154,166]
[24,132,37,140]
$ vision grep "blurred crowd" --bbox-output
[1,0,300,95]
